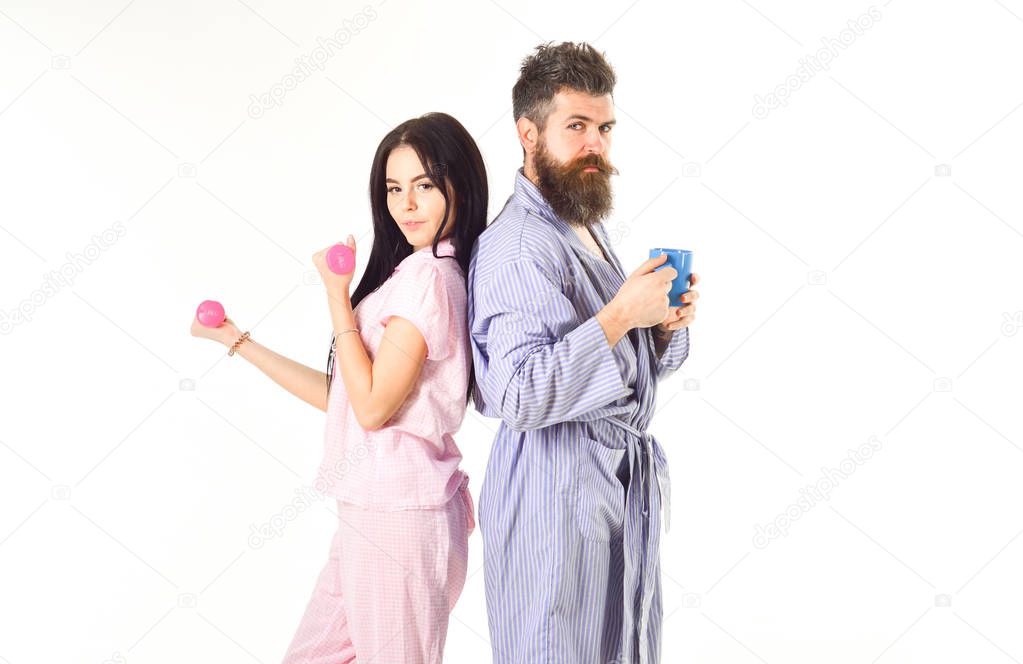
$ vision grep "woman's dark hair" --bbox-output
[326,112,488,406]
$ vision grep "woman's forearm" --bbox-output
[229,337,329,412]
[327,292,377,427]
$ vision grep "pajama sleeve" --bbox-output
[655,325,690,380]
[472,258,632,431]
[378,259,453,361]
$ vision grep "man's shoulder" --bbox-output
[475,197,568,268]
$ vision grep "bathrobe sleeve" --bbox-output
[471,258,632,431]
[654,325,690,380]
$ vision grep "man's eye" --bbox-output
[569,122,582,130]
[601,125,612,133]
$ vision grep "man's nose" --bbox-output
[583,128,605,154]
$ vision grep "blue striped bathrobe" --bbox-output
[468,168,690,663]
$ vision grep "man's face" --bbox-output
[537,89,616,165]
[531,89,619,227]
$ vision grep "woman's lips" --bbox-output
[403,221,426,229]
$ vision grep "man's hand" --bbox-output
[597,253,678,347]
[609,253,679,328]
[656,271,699,335]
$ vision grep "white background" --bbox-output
[2,0,1022,662]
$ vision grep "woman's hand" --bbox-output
[190,315,242,347]
[657,271,700,334]
[312,234,357,302]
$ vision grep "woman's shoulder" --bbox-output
[395,250,461,280]
[429,257,466,301]
[386,253,465,309]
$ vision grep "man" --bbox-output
[467,42,700,663]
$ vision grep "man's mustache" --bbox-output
[569,154,619,176]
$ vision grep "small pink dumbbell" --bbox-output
[195,300,226,328]
[326,243,355,275]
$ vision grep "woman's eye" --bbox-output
[418,182,434,191]
[387,186,400,194]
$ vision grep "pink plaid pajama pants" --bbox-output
[281,479,475,664]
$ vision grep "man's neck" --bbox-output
[522,160,539,187]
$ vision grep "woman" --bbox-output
[190,112,488,663]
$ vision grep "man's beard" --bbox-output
[533,138,619,228]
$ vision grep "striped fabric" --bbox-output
[467,168,690,664]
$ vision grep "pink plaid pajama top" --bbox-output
[316,236,471,509]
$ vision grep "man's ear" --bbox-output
[516,116,539,155]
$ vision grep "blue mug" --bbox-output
[649,248,692,307]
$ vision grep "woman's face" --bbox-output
[385,145,455,252]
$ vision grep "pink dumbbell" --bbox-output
[195,300,226,328]
[326,243,355,275]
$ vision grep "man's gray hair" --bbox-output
[512,41,617,132]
